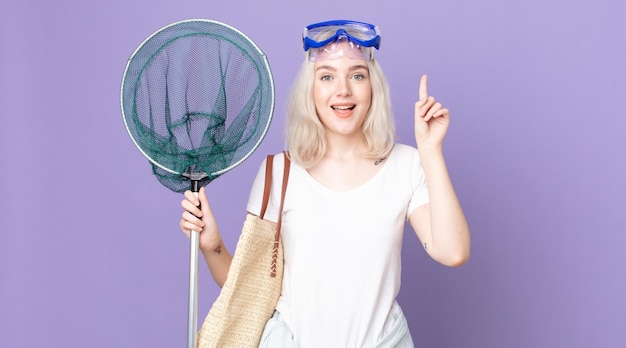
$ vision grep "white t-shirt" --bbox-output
[247,144,430,347]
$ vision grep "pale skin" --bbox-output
[306,57,377,191]
[180,56,470,288]
[410,74,471,266]
[180,188,232,287]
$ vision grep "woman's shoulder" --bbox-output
[267,151,290,170]
[385,144,424,174]
[390,143,419,159]
[258,151,292,184]
[257,151,289,168]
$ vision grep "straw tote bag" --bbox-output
[197,152,291,348]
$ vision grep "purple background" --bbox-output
[1,0,625,347]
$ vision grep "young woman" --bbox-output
[179,20,470,347]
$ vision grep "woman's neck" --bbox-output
[323,132,368,160]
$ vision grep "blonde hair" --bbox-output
[285,58,396,168]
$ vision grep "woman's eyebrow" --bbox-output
[350,64,368,71]
[315,64,368,72]
[315,65,336,72]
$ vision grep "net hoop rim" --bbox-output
[119,18,275,177]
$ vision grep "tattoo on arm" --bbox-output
[213,245,222,255]
[423,242,428,251]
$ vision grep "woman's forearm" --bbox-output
[418,146,471,266]
[201,237,233,288]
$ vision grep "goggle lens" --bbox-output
[303,20,381,52]
[308,36,373,62]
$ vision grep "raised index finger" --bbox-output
[419,74,428,100]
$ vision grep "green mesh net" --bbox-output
[121,19,274,192]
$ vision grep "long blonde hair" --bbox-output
[285,58,396,168]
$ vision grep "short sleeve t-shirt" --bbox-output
[247,144,429,347]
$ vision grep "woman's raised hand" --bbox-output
[414,74,450,150]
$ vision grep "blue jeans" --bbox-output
[258,308,414,348]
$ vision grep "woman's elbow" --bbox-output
[435,246,470,267]
[444,251,470,267]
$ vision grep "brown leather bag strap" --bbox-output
[259,154,274,220]
[271,151,291,277]
[275,152,291,236]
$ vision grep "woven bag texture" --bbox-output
[197,213,284,347]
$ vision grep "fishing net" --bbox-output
[119,19,274,347]
[121,19,274,193]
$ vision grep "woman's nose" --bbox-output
[336,78,352,96]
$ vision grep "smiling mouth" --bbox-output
[331,105,355,110]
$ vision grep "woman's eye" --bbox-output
[352,73,366,81]
[320,75,332,81]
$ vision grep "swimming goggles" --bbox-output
[302,20,381,61]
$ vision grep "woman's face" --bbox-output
[312,45,372,138]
